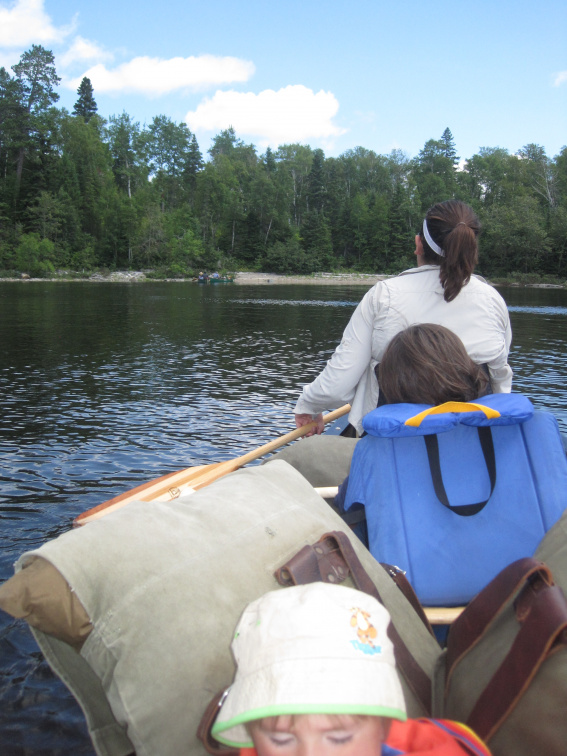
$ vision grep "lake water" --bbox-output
[1,280,567,754]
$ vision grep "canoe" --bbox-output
[195,275,235,284]
[3,403,565,756]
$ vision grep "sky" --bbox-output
[0,0,565,162]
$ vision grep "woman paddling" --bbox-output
[293,200,512,436]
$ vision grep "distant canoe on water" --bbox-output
[195,273,234,283]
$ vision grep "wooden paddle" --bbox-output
[74,404,351,526]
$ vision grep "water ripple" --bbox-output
[229,297,358,308]
[508,305,567,315]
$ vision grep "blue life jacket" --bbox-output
[343,394,567,606]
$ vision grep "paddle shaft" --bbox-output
[74,405,351,525]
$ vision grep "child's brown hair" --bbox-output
[378,324,488,406]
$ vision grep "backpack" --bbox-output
[438,552,567,756]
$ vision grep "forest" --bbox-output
[1,45,566,280]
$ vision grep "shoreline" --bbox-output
[1,270,566,288]
[1,271,386,285]
[233,271,386,285]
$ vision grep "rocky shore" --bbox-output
[7,270,387,285]
[232,271,385,285]
[4,270,566,288]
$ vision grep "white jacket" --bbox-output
[293,265,513,434]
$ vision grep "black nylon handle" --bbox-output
[424,426,496,517]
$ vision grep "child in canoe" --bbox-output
[210,582,490,756]
[333,322,490,530]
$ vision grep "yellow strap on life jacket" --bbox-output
[404,401,501,428]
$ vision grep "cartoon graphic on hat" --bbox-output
[350,607,379,650]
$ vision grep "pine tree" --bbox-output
[73,77,97,122]
[183,133,203,204]
[301,208,333,269]
[307,148,326,212]
[185,134,203,181]
[440,127,459,165]
[11,45,60,203]
[264,146,276,173]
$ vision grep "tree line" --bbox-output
[1,45,566,280]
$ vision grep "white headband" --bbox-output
[422,219,444,257]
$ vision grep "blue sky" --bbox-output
[1,0,565,161]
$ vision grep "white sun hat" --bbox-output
[211,582,407,748]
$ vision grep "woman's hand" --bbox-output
[294,412,325,436]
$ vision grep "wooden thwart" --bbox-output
[424,606,465,625]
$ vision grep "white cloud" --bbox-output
[553,71,567,86]
[65,54,255,95]
[0,0,74,47]
[58,36,112,68]
[185,85,347,146]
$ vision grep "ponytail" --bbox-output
[420,200,480,302]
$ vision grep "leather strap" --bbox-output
[425,427,496,516]
[466,581,567,741]
[445,557,552,688]
[275,531,432,714]
[381,562,435,637]
[276,532,372,592]
[197,690,239,756]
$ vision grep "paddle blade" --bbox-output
[73,464,213,526]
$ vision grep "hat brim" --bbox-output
[212,655,407,747]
